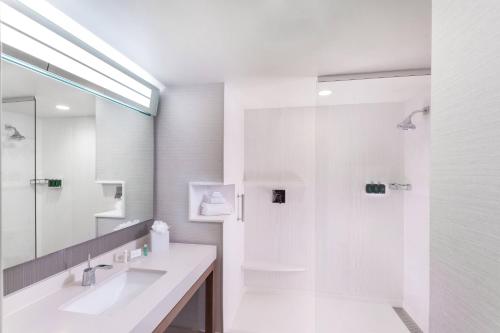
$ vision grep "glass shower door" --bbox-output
[1,97,36,268]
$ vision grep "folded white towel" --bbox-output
[200,202,232,216]
[203,193,226,204]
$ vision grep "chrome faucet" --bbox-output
[82,254,113,286]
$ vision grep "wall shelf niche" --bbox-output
[188,182,235,223]
[95,180,125,219]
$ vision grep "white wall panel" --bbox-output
[244,103,406,304]
[431,1,500,332]
[403,97,430,332]
[1,104,36,267]
[38,116,101,256]
[315,103,405,303]
[223,82,246,329]
[244,107,316,291]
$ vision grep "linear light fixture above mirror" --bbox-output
[0,1,164,115]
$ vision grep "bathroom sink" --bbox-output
[61,269,166,315]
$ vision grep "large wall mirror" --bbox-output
[1,59,154,269]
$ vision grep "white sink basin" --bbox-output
[61,268,166,315]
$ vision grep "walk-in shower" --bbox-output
[397,106,430,130]
[230,74,431,333]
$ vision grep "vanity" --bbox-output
[3,242,216,333]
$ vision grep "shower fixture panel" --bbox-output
[272,190,286,203]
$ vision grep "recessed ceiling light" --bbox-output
[56,104,70,111]
[318,90,332,96]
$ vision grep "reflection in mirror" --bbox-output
[1,60,153,269]
[2,96,36,267]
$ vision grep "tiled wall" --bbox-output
[3,219,153,295]
[431,1,500,331]
[37,116,100,258]
[244,104,406,303]
[2,104,36,268]
[155,84,224,332]
[95,98,154,234]
[315,103,405,303]
[244,107,316,291]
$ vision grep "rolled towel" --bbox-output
[203,193,226,204]
[200,202,232,216]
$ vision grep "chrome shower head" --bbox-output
[5,124,25,140]
[397,117,416,130]
[397,106,430,131]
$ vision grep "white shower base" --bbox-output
[229,289,409,333]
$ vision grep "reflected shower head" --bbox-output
[5,124,25,140]
[397,106,430,131]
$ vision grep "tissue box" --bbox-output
[150,230,170,253]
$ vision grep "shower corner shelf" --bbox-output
[242,261,306,273]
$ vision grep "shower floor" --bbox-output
[229,289,410,333]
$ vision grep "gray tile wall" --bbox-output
[95,98,154,235]
[3,220,153,295]
[155,84,224,332]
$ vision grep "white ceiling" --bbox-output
[2,61,95,118]
[46,0,431,85]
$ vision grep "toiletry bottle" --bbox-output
[123,250,128,263]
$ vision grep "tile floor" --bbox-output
[229,289,411,333]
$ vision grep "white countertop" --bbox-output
[4,243,217,333]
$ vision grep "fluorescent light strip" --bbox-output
[16,0,165,91]
[0,3,152,98]
[1,53,151,115]
[1,24,150,107]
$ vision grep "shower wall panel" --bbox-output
[315,103,405,304]
[1,102,36,267]
[36,116,101,256]
[244,107,316,290]
[244,103,406,304]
